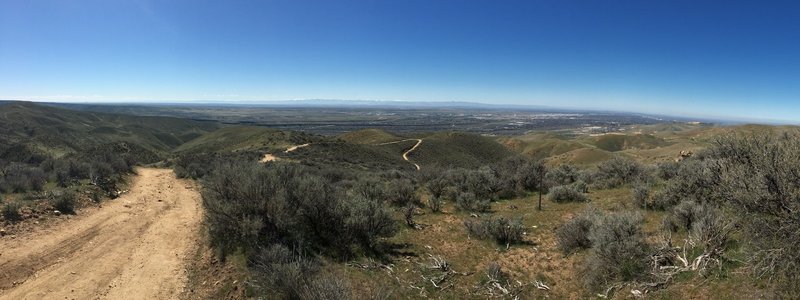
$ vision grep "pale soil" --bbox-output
[284,143,310,153]
[0,168,203,300]
[259,153,279,162]
[260,143,311,162]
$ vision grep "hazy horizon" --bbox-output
[2,1,799,122]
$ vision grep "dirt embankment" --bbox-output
[0,168,203,300]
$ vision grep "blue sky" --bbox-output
[1,1,799,122]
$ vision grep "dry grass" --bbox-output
[335,182,763,299]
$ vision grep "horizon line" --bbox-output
[3,98,798,126]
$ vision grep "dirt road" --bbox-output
[0,168,203,300]
[377,139,422,170]
[260,143,312,163]
[403,139,422,170]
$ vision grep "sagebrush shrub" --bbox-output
[52,190,76,214]
[556,207,599,255]
[546,164,580,186]
[485,262,507,282]
[592,156,645,189]
[202,161,397,258]
[465,217,525,245]
[548,184,589,203]
[386,179,418,207]
[300,274,353,300]
[631,183,650,209]
[249,244,320,299]
[425,177,448,200]
[582,211,649,291]
[670,200,701,230]
[455,191,490,212]
[428,195,442,213]
[656,161,680,181]
[2,201,22,222]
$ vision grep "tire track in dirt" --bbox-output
[0,168,203,300]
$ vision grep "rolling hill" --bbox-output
[0,101,220,163]
[409,132,515,168]
[174,126,319,154]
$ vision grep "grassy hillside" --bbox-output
[338,129,404,144]
[174,126,414,172]
[498,133,588,161]
[0,101,219,162]
[284,140,416,171]
[410,132,514,168]
[588,133,671,152]
[174,126,319,154]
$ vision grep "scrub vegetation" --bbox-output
[2,101,799,298]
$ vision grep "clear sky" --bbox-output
[1,1,799,122]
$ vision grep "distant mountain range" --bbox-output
[0,99,755,124]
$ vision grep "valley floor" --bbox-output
[0,168,203,300]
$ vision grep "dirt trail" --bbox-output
[260,143,311,162]
[377,139,422,170]
[285,143,310,153]
[0,168,203,300]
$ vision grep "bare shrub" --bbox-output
[689,206,732,255]
[299,273,353,300]
[428,195,442,213]
[485,262,507,282]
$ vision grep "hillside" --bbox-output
[409,132,514,168]
[174,126,414,172]
[0,102,219,163]
[498,133,588,161]
[174,126,319,154]
[338,129,404,144]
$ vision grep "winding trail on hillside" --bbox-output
[261,143,311,163]
[377,139,422,170]
[285,143,310,153]
[0,168,202,300]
